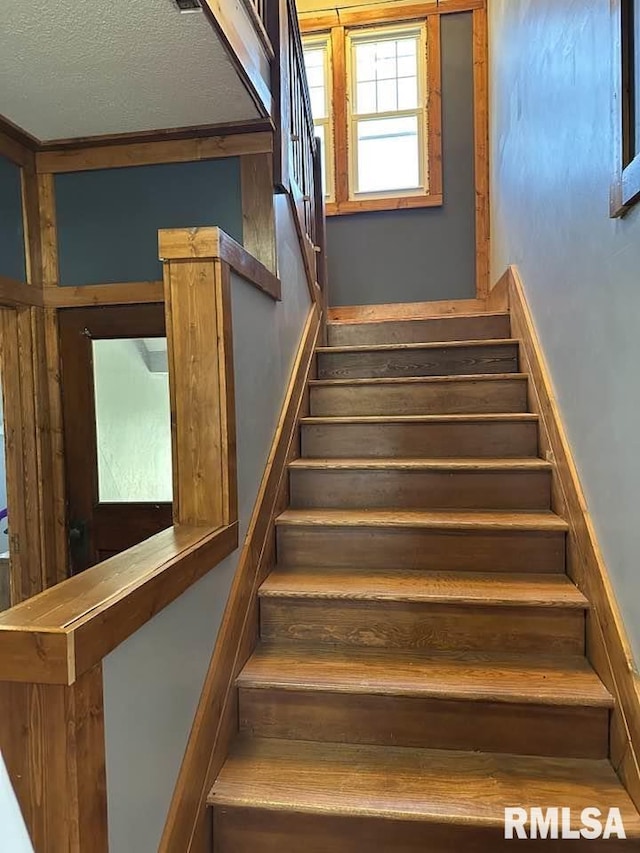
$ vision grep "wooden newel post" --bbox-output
[159,227,238,530]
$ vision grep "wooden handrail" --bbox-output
[0,524,238,685]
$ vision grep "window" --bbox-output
[612,0,640,215]
[303,34,334,201]
[348,26,425,197]
[303,18,442,216]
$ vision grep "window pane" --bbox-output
[353,33,419,116]
[356,116,420,193]
[377,79,397,112]
[93,338,172,503]
[398,76,418,110]
[303,45,328,121]
[357,81,377,114]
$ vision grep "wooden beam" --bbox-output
[43,281,164,307]
[158,226,281,301]
[472,5,490,300]
[0,663,108,853]
[241,153,278,273]
[0,115,37,167]
[163,255,236,528]
[36,132,274,175]
[298,0,485,33]
[427,14,443,198]
[0,524,238,685]
[0,275,43,307]
[159,304,321,853]
[37,173,59,287]
[331,26,349,206]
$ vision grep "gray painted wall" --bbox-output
[102,194,311,853]
[327,12,476,306]
[490,0,640,660]
[55,158,243,286]
[0,154,26,282]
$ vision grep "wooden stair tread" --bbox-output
[209,738,640,833]
[289,457,551,471]
[309,373,527,387]
[328,311,510,327]
[302,413,538,423]
[259,567,587,607]
[316,338,519,353]
[238,646,612,707]
[277,508,568,531]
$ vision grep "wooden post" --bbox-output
[0,664,108,852]
[159,228,238,529]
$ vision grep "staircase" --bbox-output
[208,311,640,850]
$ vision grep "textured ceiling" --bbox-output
[0,0,260,142]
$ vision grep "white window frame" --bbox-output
[346,23,428,201]
[302,33,335,203]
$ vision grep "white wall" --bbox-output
[102,195,311,853]
[93,338,172,503]
[489,0,640,659]
[0,752,33,853]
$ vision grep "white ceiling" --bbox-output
[0,0,261,142]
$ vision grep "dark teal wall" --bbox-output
[0,154,26,281]
[55,158,243,286]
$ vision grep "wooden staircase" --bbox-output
[208,311,640,850]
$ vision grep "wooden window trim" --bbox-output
[611,0,640,216]
[305,14,443,216]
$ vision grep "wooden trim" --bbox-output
[20,156,43,287]
[0,275,42,307]
[240,153,277,273]
[38,119,273,152]
[37,173,59,287]
[36,132,273,175]
[158,227,281,301]
[44,281,165,307]
[0,663,108,852]
[506,264,640,810]
[486,267,510,312]
[298,0,485,33]
[331,26,349,206]
[472,5,490,300]
[0,524,238,685]
[427,14,443,198]
[326,192,443,216]
[328,296,488,321]
[159,304,321,853]
[0,116,36,166]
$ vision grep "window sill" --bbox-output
[326,193,443,216]
[611,154,640,217]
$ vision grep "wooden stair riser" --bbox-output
[289,467,552,511]
[316,342,519,381]
[238,687,609,759]
[259,599,584,654]
[327,314,512,347]
[213,808,632,853]
[309,377,528,416]
[301,419,539,458]
[276,526,566,573]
